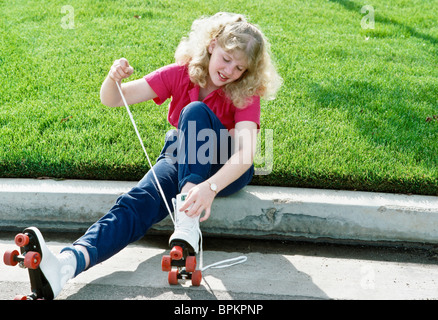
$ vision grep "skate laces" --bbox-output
[171,198,199,231]
[116,81,175,225]
[171,197,246,272]
[117,80,246,273]
[198,232,248,272]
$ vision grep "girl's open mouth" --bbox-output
[218,72,228,82]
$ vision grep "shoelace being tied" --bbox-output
[116,81,246,272]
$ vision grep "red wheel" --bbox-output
[23,251,41,269]
[3,249,19,266]
[185,256,196,273]
[14,233,30,247]
[170,246,183,260]
[14,295,28,300]
[161,255,172,272]
[191,270,202,286]
[168,270,179,285]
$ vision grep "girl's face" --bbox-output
[207,39,248,89]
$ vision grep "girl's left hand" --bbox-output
[180,182,216,222]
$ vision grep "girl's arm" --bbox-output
[181,120,258,222]
[100,58,157,107]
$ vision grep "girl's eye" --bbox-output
[223,56,245,72]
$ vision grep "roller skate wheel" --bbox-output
[14,233,30,247]
[168,270,179,285]
[24,251,41,269]
[161,255,172,272]
[185,256,196,273]
[191,270,202,286]
[3,249,19,266]
[14,295,28,300]
[170,246,183,260]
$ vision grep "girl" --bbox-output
[18,12,281,299]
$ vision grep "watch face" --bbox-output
[211,183,217,191]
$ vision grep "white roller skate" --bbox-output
[161,193,202,286]
[3,227,80,300]
[169,193,201,255]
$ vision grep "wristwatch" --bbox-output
[207,180,218,194]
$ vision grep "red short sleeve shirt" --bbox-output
[144,63,260,131]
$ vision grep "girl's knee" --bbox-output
[179,102,210,122]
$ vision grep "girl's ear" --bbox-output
[208,39,217,54]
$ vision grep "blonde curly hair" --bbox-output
[175,12,282,108]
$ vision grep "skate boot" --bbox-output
[161,193,202,286]
[3,227,82,300]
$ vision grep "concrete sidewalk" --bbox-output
[1,178,438,245]
[1,234,438,300]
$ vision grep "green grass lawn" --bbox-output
[1,0,437,195]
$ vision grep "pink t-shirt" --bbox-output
[144,63,260,131]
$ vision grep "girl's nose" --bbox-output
[224,65,234,77]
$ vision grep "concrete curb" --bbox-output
[1,178,438,245]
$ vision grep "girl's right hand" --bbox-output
[108,58,134,82]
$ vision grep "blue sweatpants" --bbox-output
[73,102,254,270]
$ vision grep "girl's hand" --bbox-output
[180,182,216,222]
[108,58,134,82]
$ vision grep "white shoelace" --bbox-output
[171,213,247,272]
[116,81,175,225]
[116,80,246,273]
